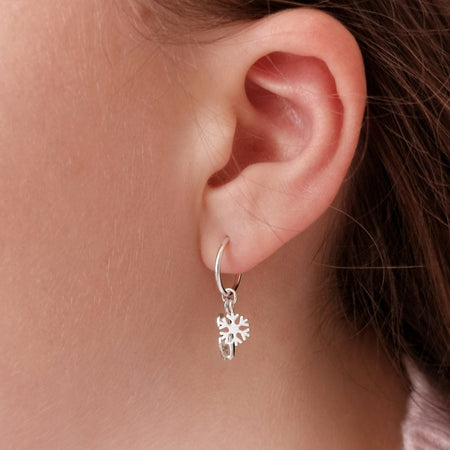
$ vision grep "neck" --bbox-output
[141,232,408,449]
[0,230,408,448]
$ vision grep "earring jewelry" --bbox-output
[215,236,250,360]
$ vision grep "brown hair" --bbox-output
[139,0,450,394]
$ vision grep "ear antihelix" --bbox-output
[246,52,343,163]
[208,52,341,191]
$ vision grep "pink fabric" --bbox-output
[402,359,450,449]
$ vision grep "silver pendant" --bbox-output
[214,236,250,360]
[216,289,250,360]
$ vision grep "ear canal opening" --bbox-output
[207,122,257,188]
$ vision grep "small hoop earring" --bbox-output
[214,236,242,297]
[215,236,250,360]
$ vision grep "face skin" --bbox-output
[0,1,408,448]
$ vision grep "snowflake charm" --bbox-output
[216,312,250,359]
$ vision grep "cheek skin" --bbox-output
[0,0,201,435]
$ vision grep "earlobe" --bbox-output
[198,9,366,273]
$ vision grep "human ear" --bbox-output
[198,8,366,273]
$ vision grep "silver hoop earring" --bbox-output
[215,236,250,360]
